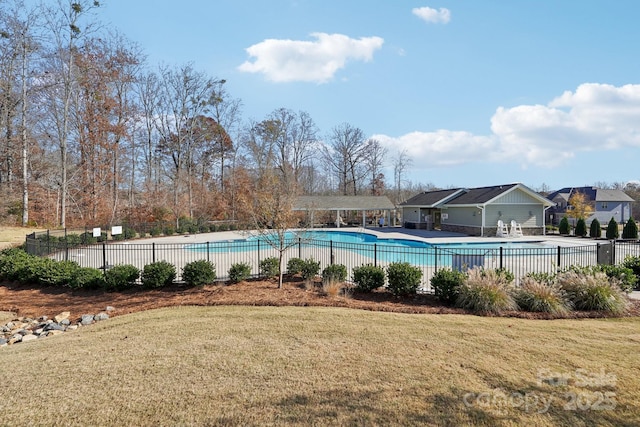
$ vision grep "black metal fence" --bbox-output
[24,231,640,291]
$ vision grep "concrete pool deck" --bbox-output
[145,226,604,248]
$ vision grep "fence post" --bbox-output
[47,229,50,255]
[499,247,503,270]
[557,246,561,269]
[207,241,210,263]
[596,243,600,264]
[102,242,107,275]
[330,240,334,265]
[298,237,302,259]
[374,243,377,267]
[434,246,438,272]
[152,242,156,264]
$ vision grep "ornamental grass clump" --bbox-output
[456,268,518,315]
[513,276,571,315]
[557,270,629,315]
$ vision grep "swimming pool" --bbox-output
[184,230,552,267]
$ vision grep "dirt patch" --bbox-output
[1,278,638,321]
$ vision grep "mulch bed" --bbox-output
[1,278,638,321]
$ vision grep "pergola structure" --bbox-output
[294,196,396,228]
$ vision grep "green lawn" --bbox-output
[1,306,639,426]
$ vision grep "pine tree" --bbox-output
[622,218,638,239]
[589,218,602,238]
[606,217,619,240]
[575,218,587,237]
[559,216,570,235]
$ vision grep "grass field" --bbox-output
[1,306,639,426]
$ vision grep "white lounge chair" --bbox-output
[510,220,523,238]
[496,220,509,237]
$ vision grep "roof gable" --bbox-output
[547,186,634,203]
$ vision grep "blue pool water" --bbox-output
[184,230,550,266]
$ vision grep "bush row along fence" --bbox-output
[24,231,640,291]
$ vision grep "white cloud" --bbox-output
[412,6,451,24]
[373,130,496,167]
[375,83,640,170]
[238,33,384,83]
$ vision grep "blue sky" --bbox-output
[101,0,640,191]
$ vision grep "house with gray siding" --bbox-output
[400,183,555,236]
[546,186,634,226]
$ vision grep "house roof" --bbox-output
[399,189,463,207]
[401,183,554,208]
[547,186,634,203]
[445,184,520,205]
[294,196,395,211]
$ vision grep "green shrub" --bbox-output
[80,231,97,244]
[455,268,518,315]
[513,277,570,314]
[141,261,176,289]
[575,218,587,237]
[386,262,422,296]
[559,217,570,235]
[430,268,466,305]
[150,227,162,237]
[103,264,140,291]
[60,233,82,246]
[69,267,104,290]
[557,270,628,314]
[228,262,251,283]
[352,264,385,292]
[322,264,347,283]
[259,257,280,279]
[38,260,80,287]
[622,256,640,290]
[622,218,638,239]
[286,257,306,275]
[182,260,216,287]
[589,218,602,238]
[0,248,34,281]
[606,217,619,240]
[12,256,49,284]
[492,268,515,284]
[163,226,175,236]
[597,264,637,293]
[300,258,320,281]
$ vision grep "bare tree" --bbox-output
[323,122,367,195]
[393,149,412,204]
[40,0,101,227]
[364,138,387,195]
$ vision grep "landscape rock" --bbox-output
[94,313,109,321]
[21,334,38,343]
[44,323,65,332]
[1,307,111,347]
[54,312,70,323]
[81,315,94,325]
[106,306,115,312]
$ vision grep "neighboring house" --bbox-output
[545,186,634,226]
[400,183,555,236]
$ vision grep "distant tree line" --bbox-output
[0,0,437,228]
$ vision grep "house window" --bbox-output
[601,202,608,209]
